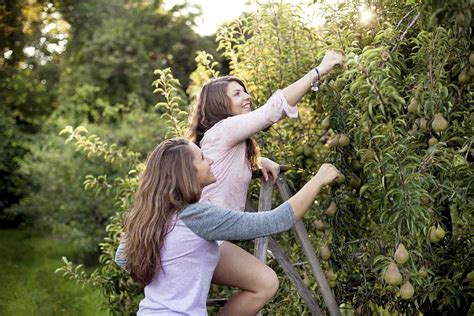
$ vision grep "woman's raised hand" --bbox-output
[260,157,280,184]
[313,163,341,187]
[317,50,344,75]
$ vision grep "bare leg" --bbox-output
[212,241,279,316]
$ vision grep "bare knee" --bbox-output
[256,266,279,301]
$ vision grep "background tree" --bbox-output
[56,0,473,315]
[2,0,220,252]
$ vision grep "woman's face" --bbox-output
[226,81,251,115]
[189,143,216,187]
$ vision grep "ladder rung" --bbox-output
[206,298,227,307]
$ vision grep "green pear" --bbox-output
[435,225,446,239]
[303,144,313,157]
[324,201,337,217]
[338,134,350,146]
[336,173,346,184]
[428,137,438,146]
[384,262,402,285]
[328,134,340,147]
[432,113,449,132]
[321,116,331,130]
[467,271,474,282]
[407,99,418,113]
[325,269,337,281]
[429,225,440,243]
[458,70,470,84]
[394,243,409,264]
[400,281,414,300]
[418,266,428,278]
[314,220,326,231]
[320,245,332,260]
[314,100,324,113]
[455,13,466,26]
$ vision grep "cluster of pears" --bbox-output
[294,142,319,168]
[328,133,350,147]
[407,100,449,134]
[313,201,338,232]
[428,224,446,243]
[325,269,337,288]
[458,51,474,84]
[383,243,414,300]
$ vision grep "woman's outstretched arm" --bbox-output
[181,163,341,241]
[283,50,344,106]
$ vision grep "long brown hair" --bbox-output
[188,76,260,169]
[123,138,201,286]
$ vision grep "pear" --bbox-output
[295,145,304,156]
[329,279,337,288]
[321,116,331,130]
[470,52,474,66]
[407,99,418,113]
[418,266,428,278]
[435,225,446,239]
[325,201,337,217]
[314,220,326,231]
[394,243,409,264]
[303,275,311,287]
[416,118,428,130]
[304,158,314,168]
[467,271,474,282]
[428,137,438,146]
[303,144,313,157]
[336,173,346,184]
[314,100,324,113]
[429,225,440,243]
[338,134,350,146]
[469,66,474,77]
[400,281,415,300]
[328,135,340,147]
[361,150,375,163]
[384,262,402,285]
[351,159,362,170]
[458,70,470,84]
[432,113,449,132]
[320,245,332,260]
[349,175,361,188]
[325,269,337,281]
[455,13,466,26]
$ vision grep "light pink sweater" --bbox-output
[199,90,298,211]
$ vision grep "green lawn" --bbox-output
[0,229,107,316]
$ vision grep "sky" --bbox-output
[163,0,339,36]
[163,0,365,36]
[164,0,253,36]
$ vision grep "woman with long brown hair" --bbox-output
[185,50,344,314]
[118,137,340,315]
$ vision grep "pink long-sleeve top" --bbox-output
[199,90,299,211]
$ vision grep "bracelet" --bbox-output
[310,67,320,92]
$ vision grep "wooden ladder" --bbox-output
[208,167,341,316]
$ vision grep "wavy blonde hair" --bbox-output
[187,76,261,169]
[123,138,201,286]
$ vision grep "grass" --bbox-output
[0,229,108,316]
